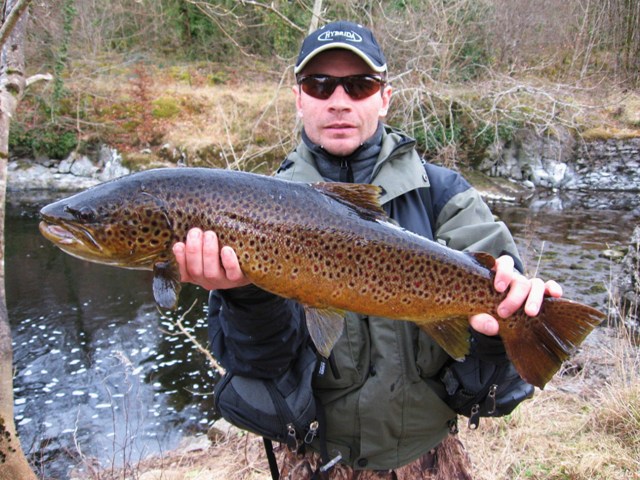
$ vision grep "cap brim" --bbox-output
[294,43,387,74]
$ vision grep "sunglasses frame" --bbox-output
[296,74,387,101]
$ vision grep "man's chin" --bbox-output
[320,139,361,157]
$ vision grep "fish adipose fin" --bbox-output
[304,307,345,358]
[500,297,605,388]
[419,316,471,361]
[311,183,388,222]
[467,251,496,270]
[153,259,182,310]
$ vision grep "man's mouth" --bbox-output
[324,123,357,135]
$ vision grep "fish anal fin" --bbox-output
[420,316,471,361]
[500,297,605,389]
[311,182,387,221]
[153,258,182,310]
[305,307,345,358]
[468,251,496,270]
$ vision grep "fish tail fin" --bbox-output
[500,297,605,389]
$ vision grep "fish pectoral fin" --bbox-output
[304,307,345,358]
[419,316,471,361]
[153,259,182,310]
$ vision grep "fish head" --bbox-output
[39,178,173,269]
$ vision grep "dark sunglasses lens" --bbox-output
[299,76,383,100]
[343,77,382,100]
[300,77,337,99]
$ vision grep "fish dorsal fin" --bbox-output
[311,182,388,221]
[468,251,496,270]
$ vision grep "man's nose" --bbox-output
[327,85,352,110]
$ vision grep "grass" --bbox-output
[461,328,640,479]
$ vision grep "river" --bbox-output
[6,189,639,479]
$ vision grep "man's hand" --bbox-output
[469,255,563,336]
[172,228,250,290]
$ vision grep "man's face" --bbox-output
[293,50,392,157]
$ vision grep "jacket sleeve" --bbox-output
[436,188,523,271]
[208,285,308,379]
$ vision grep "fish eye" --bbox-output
[65,205,97,223]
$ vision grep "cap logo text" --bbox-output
[318,30,363,43]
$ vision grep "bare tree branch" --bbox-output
[0,0,30,47]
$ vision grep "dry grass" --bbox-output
[30,61,638,178]
[461,326,640,480]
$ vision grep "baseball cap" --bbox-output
[294,21,387,74]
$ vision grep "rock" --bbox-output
[176,434,211,453]
[98,148,131,182]
[616,226,640,326]
[207,418,238,444]
[601,249,627,260]
[69,155,99,177]
[479,128,640,192]
[8,144,131,192]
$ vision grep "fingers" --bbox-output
[469,313,500,336]
[493,255,565,319]
[493,255,515,293]
[220,246,246,283]
[497,274,533,318]
[172,228,249,290]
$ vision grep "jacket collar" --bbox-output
[278,125,430,204]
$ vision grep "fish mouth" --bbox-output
[39,219,106,262]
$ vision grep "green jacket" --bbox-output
[275,127,521,469]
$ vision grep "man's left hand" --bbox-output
[469,255,563,336]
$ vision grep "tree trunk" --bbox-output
[0,0,38,478]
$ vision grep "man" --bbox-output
[173,21,562,478]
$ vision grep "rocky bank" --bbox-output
[8,133,640,201]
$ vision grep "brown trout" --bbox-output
[39,167,604,388]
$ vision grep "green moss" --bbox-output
[9,123,78,159]
[152,97,181,119]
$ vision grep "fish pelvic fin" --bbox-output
[153,258,182,310]
[500,297,605,389]
[311,182,388,222]
[305,307,345,358]
[419,316,471,361]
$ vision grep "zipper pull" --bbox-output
[286,423,300,451]
[305,420,319,444]
[487,384,498,415]
[468,404,480,430]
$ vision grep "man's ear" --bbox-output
[379,85,392,118]
[292,84,303,117]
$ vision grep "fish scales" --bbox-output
[39,168,605,388]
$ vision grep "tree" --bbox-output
[0,0,42,478]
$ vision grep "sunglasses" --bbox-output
[297,74,386,100]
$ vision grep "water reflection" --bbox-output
[7,199,219,479]
[6,189,639,479]
[490,191,639,308]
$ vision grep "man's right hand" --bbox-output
[172,228,250,291]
